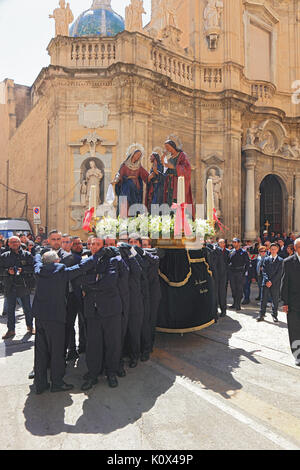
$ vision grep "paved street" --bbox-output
[0,291,299,450]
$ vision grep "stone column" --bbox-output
[244,157,257,240]
[294,174,300,233]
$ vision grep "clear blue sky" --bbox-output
[0,0,151,86]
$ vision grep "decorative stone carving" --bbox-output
[78,104,109,129]
[125,0,146,33]
[246,123,259,146]
[243,120,299,160]
[49,0,73,37]
[161,25,183,52]
[71,207,85,231]
[81,131,103,158]
[207,167,222,217]
[291,138,300,158]
[203,0,224,49]
[259,130,277,154]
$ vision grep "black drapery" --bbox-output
[157,248,216,333]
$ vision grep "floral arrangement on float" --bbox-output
[94,213,215,242]
[83,165,219,247]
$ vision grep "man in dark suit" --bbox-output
[257,243,283,323]
[256,245,267,301]
[281,238,300,366]
[81,238,129,391]
[228,238,250,312]
[64,237,87,361]
[277,239,288,259]
[33,250,98,394]
[214,239,230,317]
[0,236,35,339]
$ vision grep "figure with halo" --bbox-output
[163,138,194,217]
[112,144,149,215]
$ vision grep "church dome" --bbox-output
[70,0,124,38]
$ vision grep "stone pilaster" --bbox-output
[244,155,257,240]
[294,174,300,233]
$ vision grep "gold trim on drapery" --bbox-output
[156,319,215,334]
[158,249,212,287]
[158,268,192,287]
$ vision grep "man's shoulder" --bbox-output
[283,254,296,265]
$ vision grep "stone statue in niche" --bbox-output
[49,0,74,37]
[203,0,223,49]
[81,160,104,208]
[203,0,224,30]
[163,0,177,28]
[207,168,222,217]
[125,0,146,32]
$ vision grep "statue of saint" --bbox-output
[207,168,222,217]
[161,0,177,29]
[204,0,223,31]
[246,123,258,146]
[49,0,74,37]
[83,160,104,208]
[163,139,195,218]
[125,0,146,33]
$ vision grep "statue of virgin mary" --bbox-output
[113,144,149,215]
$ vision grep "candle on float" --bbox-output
[89,185,97,211]
[207,178,214,223]
[177,176,185,205]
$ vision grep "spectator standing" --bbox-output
[281,238,300,366]
[0,237,35,339]
[228,238,250,312]
[256,246,267,301]
[257,243,283,323]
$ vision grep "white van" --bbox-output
[0,218,33,239]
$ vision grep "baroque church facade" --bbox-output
[0,0,300,239]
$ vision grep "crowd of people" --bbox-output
[206,231,300,366]
[0,226,299,396]
[0,230,161,394]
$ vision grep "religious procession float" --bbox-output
[82,139,221,334]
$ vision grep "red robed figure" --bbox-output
[164,150,195,218]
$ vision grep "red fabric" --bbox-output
[164,151,195,218]
[82,207,95,232]
[119,165,149,191]
[213,208,229,233]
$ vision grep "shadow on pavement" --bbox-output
[152,315,261,399]
[22,316,260,437]
[23,355,175,437]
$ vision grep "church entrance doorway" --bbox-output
[260,174,283,234]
